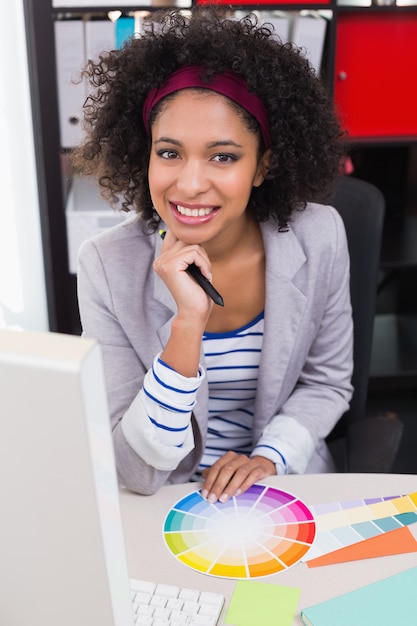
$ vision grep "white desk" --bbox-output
[120,473,417,625]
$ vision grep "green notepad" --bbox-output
[300,566,417,626]
[225,580,300,626]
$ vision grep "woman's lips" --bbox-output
[176,204,214,217]
[170,202,220,224]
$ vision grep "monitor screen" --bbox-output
[0,329,134,626]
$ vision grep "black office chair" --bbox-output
[326,175,404,472]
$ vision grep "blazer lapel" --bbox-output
[254,221,308,428]
[152,234,177,347]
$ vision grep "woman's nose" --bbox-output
[176,159,210,197]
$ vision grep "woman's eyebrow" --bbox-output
[206,140,243,149]
[153,137,243,148]
[154,137,182,146]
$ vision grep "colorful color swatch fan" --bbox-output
[163,484,316,579]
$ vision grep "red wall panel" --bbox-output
[334,12,417,139]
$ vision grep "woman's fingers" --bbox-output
[153,235,214,316]
[201,452,276,503]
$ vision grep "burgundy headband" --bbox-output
[142,65,271,149]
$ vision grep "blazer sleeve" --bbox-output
[255,206,354,474]
[77,237,199,494]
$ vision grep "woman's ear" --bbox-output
[253,149,272,187]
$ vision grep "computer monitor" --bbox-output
[0,329,134,626]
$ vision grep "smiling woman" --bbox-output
[148,90,269,246]
[73,8,354,502]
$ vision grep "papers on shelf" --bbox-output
[291,13,328,74]
[65,175,131,274]
[259,11,328,74]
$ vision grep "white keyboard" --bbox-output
[130,579,225,626]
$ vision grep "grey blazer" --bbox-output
[78,202,353,494]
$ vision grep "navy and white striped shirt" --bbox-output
[198,311,264,471]
[140,312,288,475]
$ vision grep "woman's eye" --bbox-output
[212,153,237,163]
[158,149,179,159]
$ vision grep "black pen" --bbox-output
[159,230,224,307]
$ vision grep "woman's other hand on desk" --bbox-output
[200,452,276,503]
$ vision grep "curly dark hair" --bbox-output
[72,8,346,231]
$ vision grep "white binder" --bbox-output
[291,14,328,75]
[54,20,86,148]
[84,18,116,63]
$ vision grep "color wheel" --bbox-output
[163,484,316,579]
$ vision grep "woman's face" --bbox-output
[148,89,270,249]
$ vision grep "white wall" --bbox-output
[0,0,49,331]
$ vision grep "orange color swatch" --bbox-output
[306,526,417,568]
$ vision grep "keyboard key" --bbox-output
[150,595,168,608]
[136,605,154,616]
[189,615,220,626]
[199,592,224,607]
[131,580,156,594]
[199,603,223,617]
[182,600,200,614]
[154,607,170,619]
[170,609,189,623]
[155,584,180,598]
[178,588,200,602]
[135,592,152,605]
[135,615,153,625]
[166,598,184,611]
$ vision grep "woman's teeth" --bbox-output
[176,205,213,217]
